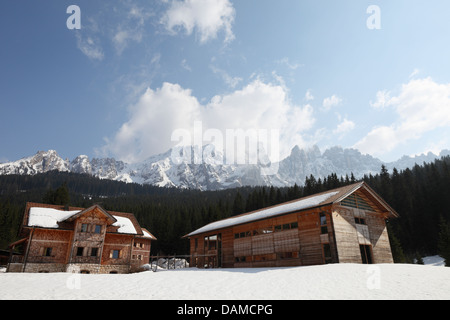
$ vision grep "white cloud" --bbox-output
[161,0,235,44]
[305,89,314,101]
[322,95,342,111]
[181,59,192,71]
[113,28,143,55]
[112,4,152,55]
[74,3,153,59]
[370,90,390,109]
[75,33,104,61]
[409,68,420,79]
[333,118,355,135]
[354,77,450,157]
[105,82,202,163]
[277,57,303,71]
[210,64,243,88]
[105,79,315,163]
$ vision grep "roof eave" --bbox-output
[183,202,335,238]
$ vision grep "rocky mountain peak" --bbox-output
[1,145,448,190]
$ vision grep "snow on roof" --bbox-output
[112,216,137,234]
[186,190,339,237]
[27,207,138,235]
[28,207,81,229]
[142,229,157,240]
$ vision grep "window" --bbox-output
[320,212,327,225]
[355,217,366,225]
[277,251,299,259]
[43,247,52,257]
[94,225,102,234]
[360,245,373,264]
[235,230,254,239]
[90,247,99,257]
[320,212,328,234]
[134,242,144,248]
[253,254,276,262]
[111,250,120,259]
[80,223,88,232]
[274,222,298,233]
[209,240,217,250]
[252,227,273,236]
[205,235,218,250]
[76,247,84,257]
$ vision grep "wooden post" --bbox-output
[6,245,15,273]
[22,228,35,273]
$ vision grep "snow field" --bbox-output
[0,262,449,300]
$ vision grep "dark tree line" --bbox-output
[1,157,450,264]
[362,159,450,264]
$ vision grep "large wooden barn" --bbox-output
[184,182,399,268]
[6,202,157,274]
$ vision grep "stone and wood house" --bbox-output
[7,202,156,274]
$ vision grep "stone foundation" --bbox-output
[23,263,67,273]
[9,263,131,274]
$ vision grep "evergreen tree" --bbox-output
[415,253,424,265]
[303,175,316,197]
[388,229,407,263]
[438,216,450,267]
[43,183,70,206]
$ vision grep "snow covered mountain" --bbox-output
[1,146,449,190]
[0,150,70,175]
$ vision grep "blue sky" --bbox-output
[2,0,450,164]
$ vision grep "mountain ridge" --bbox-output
[1,146,449,191]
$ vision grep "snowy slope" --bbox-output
[0,262,449,300]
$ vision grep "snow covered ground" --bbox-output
[0,257,449,300]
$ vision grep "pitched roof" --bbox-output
[184,182,398,238]
[23,202,154,238]
[140,228,158,240]
[63,205,117,224]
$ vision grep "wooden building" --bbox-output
[184,182,399,268]
[7,202,157,274]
